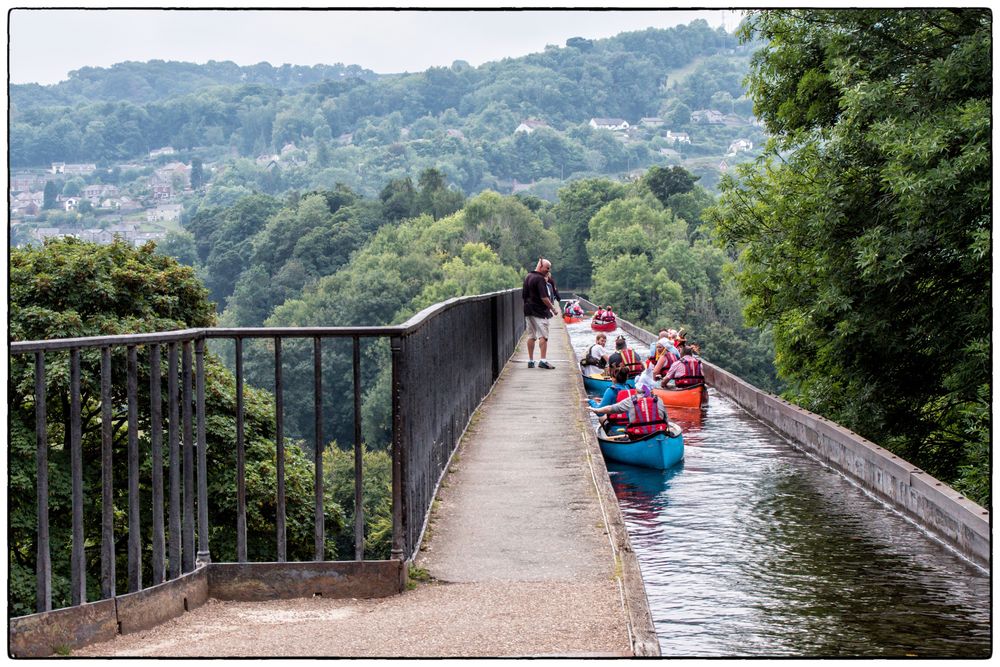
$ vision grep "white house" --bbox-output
[589,117,630,131]
[640,117,664,128]
[727,138,753,155]
[665,131,691,144]
[149,146,176,158]
[514,119,549,134]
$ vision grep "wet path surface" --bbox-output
[568,321,991,658]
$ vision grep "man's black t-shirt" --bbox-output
[522,271,551,318]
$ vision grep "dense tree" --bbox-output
[550,178,627,287]
[42,180,58,209]
[709,9,990,503]
[643,165,699,208]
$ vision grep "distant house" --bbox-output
[146,204,183,222]
[665,131,691,144]
[640,117,664,128]
[83,184,119,199]
[33,227,66,241]
[255,153,279,166]
[155,162,191,188]
[718,160,729,172]
[149,146,176,158]
[727,138,753,155]
[691,109,726,124]
[10,174,47,192]
[10,200,39,217]
[62,163,98,176]
[61,197,80,211]
[589,117,630,131]
[514,119,549,134]
[446,129,465,140]
[336,133,353,145]
[151,184,173,200]
[280,142,298,155]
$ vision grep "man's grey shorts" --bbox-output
[526,315,550,340]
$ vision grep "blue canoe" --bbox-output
[582,371,636,394]
[595,422,684,470]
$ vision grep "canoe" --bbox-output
[563,315,582,324]
[652,384,705,409]
[591,319,617,332]
[596,422,684,470]
[582,371,635,394]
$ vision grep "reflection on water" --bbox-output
[567,322,991,657]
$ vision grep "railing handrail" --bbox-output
[8,289,521,353]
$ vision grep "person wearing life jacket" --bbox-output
[581,333,610,369]
[647,329,671,365]
[611,335,644,377]
[572,301,584,316]
[594,306,606,321]
[662,344,705,388]
[587,367,632,410]
[651,337,681,382]
[589,384,669,437]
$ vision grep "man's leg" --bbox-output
[527,336,536,368]
[539,337,548,360]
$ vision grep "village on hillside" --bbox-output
[8,146,213,247]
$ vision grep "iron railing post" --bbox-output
[313,337,324,561]
[100,346,115,599]
[275,337,286,562]
[390,335,405,562]
[353,336,364,561]
[167,342,181,580]
[127,345,142,592]
[235,337,246,563]
[181,341,195,573]
[34,351,51,613]
[150,344,165,585]
[195,338,210,565]
[69,348,85,605]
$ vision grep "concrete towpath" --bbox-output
[76,316,644,657]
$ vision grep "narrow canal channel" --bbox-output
[566,321,991,657]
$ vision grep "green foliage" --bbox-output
[43,180,58,209]
[323,445,393,560]
[643,165,699,208]
[550,178,627,287]
[711,9,990,503]
[9,22,752,195]
[155,230,198,267]
[7,239,325,614]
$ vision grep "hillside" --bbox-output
[10,19,765,224]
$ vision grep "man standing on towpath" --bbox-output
[522,257,558,369]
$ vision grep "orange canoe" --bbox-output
[653,384,705,409]
[563,315,582,324]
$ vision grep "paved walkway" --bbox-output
[76,317,633,657]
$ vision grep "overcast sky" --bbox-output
[9,8,744,85]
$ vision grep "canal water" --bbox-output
[566,320,991,657]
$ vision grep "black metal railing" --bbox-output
[9,288,524,615]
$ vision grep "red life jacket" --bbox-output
[608,388,636,425]
[674,356,705,387]
[625,396,668,437]
[619,348,643,376]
